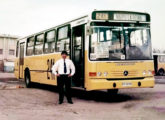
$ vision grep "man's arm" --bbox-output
[52,61,59,76]
[70,60,75,76]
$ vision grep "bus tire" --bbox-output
[25,71,32,88]
[107,89,118,95]
[158,69,164,76]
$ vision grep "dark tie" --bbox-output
[64,59,67,73]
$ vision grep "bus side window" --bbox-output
[16,41,19,57]
[159,56,165,63]
[56,25,70,53]
[44,30,56,53]
[34,34,44,55]
[26,37,35,56]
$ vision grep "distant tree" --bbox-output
[153,48,161,53]
[153,48,157,53]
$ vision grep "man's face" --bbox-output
[61,54,67,59]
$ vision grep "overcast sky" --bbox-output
[0,0,164,49]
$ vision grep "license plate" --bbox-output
[122,82,132,87]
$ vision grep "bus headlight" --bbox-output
[104,72,108,76]
[143,71,146,75]
[148,70,152,75]
[97,72,102,76]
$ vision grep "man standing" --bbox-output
[52,51,75,104]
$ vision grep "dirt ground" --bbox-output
[0,73,165,120]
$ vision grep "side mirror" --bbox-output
[86,26,93,35]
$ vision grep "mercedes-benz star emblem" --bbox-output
[123,71,128,76]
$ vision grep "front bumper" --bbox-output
[86,77,155,91]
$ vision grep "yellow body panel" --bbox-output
[24,54,61,85]
[86,77,154,91]
[14,58,19,79]
[14,51,155,91]
[84,51,155,90]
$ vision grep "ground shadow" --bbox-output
[71,88,137,103]
[31,83,141,103]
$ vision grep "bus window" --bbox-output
[56,25,70,53]
[16,41,19,57]
[44,30,56,53]
[130,29,149,46]
[26,37,34,56]
[34,34,44,55]
[159,56,165,63]
[90,27,124,60]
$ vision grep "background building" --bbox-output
[0,34,19,72]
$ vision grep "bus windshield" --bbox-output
[89,26,152,61]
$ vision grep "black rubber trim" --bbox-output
[106,77,145,81]
[29,70,52,72]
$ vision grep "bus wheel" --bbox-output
[158,69,164,76]
[25,71,32,88]
[107,89,118,95]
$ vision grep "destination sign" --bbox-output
[114,13,146,22]
[92,11,150,22]
[96,13,109,20]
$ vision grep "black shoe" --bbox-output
[68,100,73,104]
[59,101,63,104]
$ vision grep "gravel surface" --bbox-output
[0,84,165,120]
[0,73,165,120]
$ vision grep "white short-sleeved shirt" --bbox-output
[52,58,75,76]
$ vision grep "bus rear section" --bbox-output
[153,54,165,76]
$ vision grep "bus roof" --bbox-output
[17,15,89,41]
[17,10,150,41]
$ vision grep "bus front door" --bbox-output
[154,55,158,75]
[71,25,85,87]
[19,43,25,79]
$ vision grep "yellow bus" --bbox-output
[14,10,155,94]
[153,53,165,76]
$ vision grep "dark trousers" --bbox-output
[57,75,72,102]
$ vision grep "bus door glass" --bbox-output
[19,43,25,78]
[71,25,85,87]
[153,55,158,75]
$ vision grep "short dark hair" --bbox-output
[61,50,68,55]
